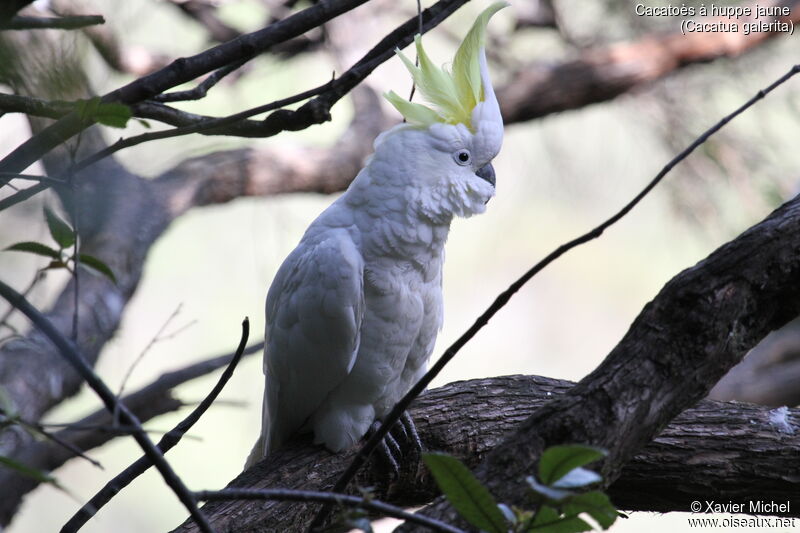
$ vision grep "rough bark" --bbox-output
[395,195,800,530]
[170,375,800,532]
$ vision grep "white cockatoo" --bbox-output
[247,2,507,466]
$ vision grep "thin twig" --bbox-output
[0,280,214,533]
[407,0,423,104]
[2,15,105,30]
[312,63,800,528]
[61,317,250,533]
[0,409,102,469]
[195,488,465,533]
[0,171,68,187]
[0,269,44,333]
[114,303,186,424]
[151,60,247,103]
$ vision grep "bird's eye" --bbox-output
[454,150,471,166]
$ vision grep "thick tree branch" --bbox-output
[170,375,800,532]
[155,85,389,217]
[3,4,797,136]
[397,192,800,530]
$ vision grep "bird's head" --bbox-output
[368,2,507,223]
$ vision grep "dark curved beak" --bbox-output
[476,163,496,187]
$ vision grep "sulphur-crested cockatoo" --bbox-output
[247,2,507,466]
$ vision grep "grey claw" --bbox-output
[385,430,402,457]
[401,411,424,452]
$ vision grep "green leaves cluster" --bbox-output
[4,206,116,283]
[423,445,619,533]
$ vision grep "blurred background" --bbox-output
[1,0,799,531]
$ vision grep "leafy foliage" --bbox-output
[423,445,619,533]
[3,206,116,284]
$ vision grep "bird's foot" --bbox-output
[367,412,425,478]
[398,411,424,453]
[368,421,401,475]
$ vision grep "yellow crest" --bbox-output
[385,2,508,130]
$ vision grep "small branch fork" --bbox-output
[61,317,251,533]
[308,63,800,529]
[0,279,226,533]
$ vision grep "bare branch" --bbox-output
[61,318,250,533]
[150,60,246,103]
[0,280,214,533]
[1,15,104,30]
[0,339,263,516]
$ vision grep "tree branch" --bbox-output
[0,0,372,174]
[1,15,104,30]
[497,0,800,123]
[0,342,263,518]
[397,188,800,530]
[61,318,250,533]
[0,280,213,533]
[317,62,800,526]
[170,375,800,532]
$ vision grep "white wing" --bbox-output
[252,228,364,461]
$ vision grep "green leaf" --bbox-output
[530,505,560,528]
[423,452,509,533]
[0,455,55,484]
[538,445,606,485]
[552,467,601,489]
[78,254,117,284]
[74,97,100,123]
[563,492,618,529]
[135,118,151,129]
[92,102,132,128]
[44,206,75,249]
[74,97,131,128]
[4,241,60,259]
